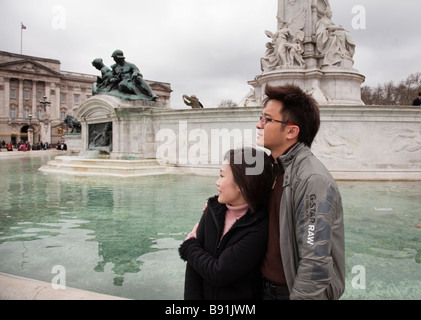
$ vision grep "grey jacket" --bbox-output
[278,142,345,300]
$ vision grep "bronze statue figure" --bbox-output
[92,50,157,101]
[183,94,203,109]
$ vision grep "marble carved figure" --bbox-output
[263,6,307,71]
[248,0,366,107]
[316,8,356,67]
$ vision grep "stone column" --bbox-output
[54,83,60,120]
[32,80,37,117]
[80,120,88,153]
[44,83,51,112]
[111,120,120,158]
[18,79,24,118]
[2,77,10,117]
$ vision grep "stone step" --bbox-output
[39,156,171,177]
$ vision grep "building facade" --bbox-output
[0,51,172,147]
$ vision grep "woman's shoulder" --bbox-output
[206,195,225,210]
[205,196,227,220]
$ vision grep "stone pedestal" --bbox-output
[63,133,82,154]
[244,0,366,106]
[73,95,165,159]
[27,128,34,146]
[247,67,365,106]
[39,115,52,144]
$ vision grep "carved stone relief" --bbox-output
[387,127,421,153]
[313,124,359,159]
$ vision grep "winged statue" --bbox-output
[261,6,307,72]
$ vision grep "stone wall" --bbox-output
[73,94,421,180]
[150,105,421,180]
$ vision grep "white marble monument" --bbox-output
[244,0,365,106]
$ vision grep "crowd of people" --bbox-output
[0,140,67,152]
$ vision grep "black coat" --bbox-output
[179,196,268,300]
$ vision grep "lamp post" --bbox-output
[39,96,51,111]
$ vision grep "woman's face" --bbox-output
[216,162,247,207]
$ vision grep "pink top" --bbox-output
[184,202,249,242]
[221,203,249,238]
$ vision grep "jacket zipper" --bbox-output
[216,219,255,255]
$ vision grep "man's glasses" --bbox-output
[259,115,298,127]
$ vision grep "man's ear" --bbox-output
[287,125,300,140]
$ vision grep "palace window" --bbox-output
[24,89,30,100]
[10,108,16,119]
[61,93,67,104]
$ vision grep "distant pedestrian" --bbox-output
[413,92,421,106]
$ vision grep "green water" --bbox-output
[0,155,420,300]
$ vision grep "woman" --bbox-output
[179,147,273,300]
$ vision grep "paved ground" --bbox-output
[0,273,127,300]
[0,149,71,158]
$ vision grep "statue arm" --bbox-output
[183,95,192,106]
[128,63,143,78]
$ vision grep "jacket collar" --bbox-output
[207,196,265,230]
[277,142,311,187]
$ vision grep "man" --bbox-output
[412,92,421,106]
[256,84,345,300]
[109,49,157,100]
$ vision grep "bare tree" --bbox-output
[361,72,421,105]
[218,99,238,108]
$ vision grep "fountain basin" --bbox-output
[39,156,172,177]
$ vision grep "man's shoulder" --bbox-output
[295,151,335,183]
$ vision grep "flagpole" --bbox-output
[20,22,23,54]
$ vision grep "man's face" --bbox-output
[256,99,290,157]
[113,57,124,65]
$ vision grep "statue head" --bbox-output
[111,49,125,60]
[92,58,104,69]
[325,8,333,18]
[265,42,274,49]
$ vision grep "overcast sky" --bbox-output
[1,0,420,108]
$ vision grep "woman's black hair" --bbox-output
[224,147,273,213]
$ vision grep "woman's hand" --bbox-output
[184,202,207,241]
[185,223,199,240]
